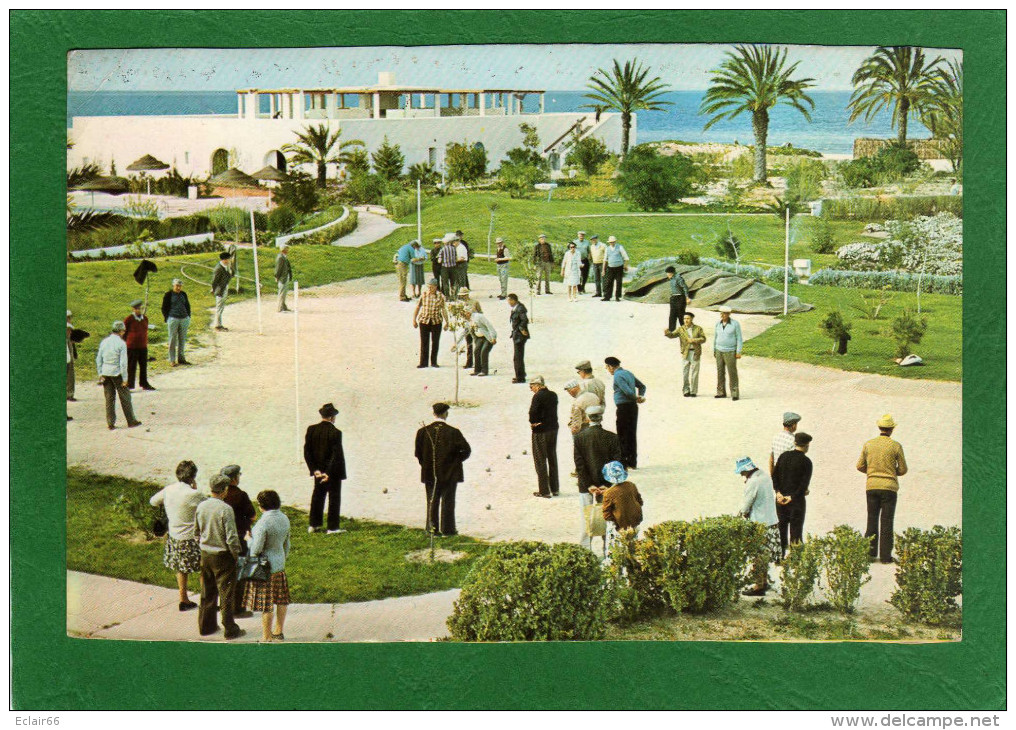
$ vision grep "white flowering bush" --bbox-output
[835,241,887,271]
[835,212,962,276]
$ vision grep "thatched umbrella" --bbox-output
[208,167,260,189]
[127,154,170,194]
[251,166,289,206]
[70,175,130,205]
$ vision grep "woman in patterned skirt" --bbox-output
[244,490,291,641]
[149,460,205,611]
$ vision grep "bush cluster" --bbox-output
[819,525,872,614]
[113,487,163,540]
[808,268,962,295]
[67,213,213,252]
[834,212,962,278]
[447,541,608,641]
[616,146,698,212]
[890,526,962,625]
[839,145,922,188]
[810,215,837,254]
[820,195,962,221]
[779,540,824,611]
[381,193,416,221]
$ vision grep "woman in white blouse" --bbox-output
[560,241,582,302]
[149,460,206,611]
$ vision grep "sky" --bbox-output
[68,44,962,93]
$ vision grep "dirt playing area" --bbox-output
[67,273,961,545]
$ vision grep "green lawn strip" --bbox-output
[747,283,961,382]
[67,467,488,604]
[290,203,349,233]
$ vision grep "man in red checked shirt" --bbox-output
[123,299,156,391]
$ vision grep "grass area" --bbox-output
[606,601,961,642]
[748,283,961,381]
[67,468,489,604]
[290,203,348,233]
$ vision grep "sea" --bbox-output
[67,89,928,157]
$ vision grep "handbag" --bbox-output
[236,554,272,582]
[152,516,169,537]
[584,502,606,538]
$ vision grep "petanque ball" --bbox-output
[382,488,388,494]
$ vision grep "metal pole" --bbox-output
[417,179,422,245]
[250,210,264,335]
[294,282,301,459]
[783,205,790,316]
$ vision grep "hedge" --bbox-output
[285,210,358,246]
[809,268,962,295]
[381,192,417,221]
[67,213,213,252]
[820,196,962,221]
[890,526,962,625]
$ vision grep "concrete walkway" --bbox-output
[333,205,408,248]
[67,571,458,643]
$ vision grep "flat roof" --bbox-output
[237,86,545,95]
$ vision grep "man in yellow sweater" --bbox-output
[856,414,908,563]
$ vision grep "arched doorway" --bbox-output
[211,148,229,175]
[264,150,287,172]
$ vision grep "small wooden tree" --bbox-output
[446,300,470,405]
[518,255,539,323]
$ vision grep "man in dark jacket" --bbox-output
[773,432,813,558]
[507,293,529,383]
[532,234,554,294]
[528,376,559,498]
[161,278,192,366]
[220,463,256,617]
[415,402,471,536]
[303,402,348,534]
[573,405,622,549]
[211,250,234,331]
[274,243,293,312]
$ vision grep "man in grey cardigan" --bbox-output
[195,474,244,639]
[211,250,234,331]
[275,244,293,313]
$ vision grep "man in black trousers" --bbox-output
[528,376,560,498]
[415,402,471,536]
[573,405,622,550]
[507,293,530,383]
[303,402,348,534]
[773,432,813,558]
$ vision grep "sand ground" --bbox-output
[67,273,961,545]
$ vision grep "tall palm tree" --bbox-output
[282,123,365,188]
[700,44,815,185]
[921,59,963,177]
[847,46,945,148]
[584,59,672,155]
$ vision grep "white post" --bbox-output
[783,205,790,316]
[251,210,264,335]
[417,179,422,245]
[293,282,301,458]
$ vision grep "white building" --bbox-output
[68,73,628,180]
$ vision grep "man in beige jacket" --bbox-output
[856,414,908,563]
[666,312,706,397]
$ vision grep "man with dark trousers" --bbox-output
[413,278,448,368]
[507,293,530,383]
[415,402,471,536]
[195,474,244,640]
[573,405,622,550]
[123,299,155,390]
[528,376,560,498]
[664,265,690,332]
[220,464,257,618]
[604,356,646,469]
[303,402,348,535]
[772,432,813,558]
[857,414,908,563]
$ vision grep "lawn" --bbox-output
[67,468,489,604]
[748,283,961,382]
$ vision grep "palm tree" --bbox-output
[921,59,963,177]
[584,59,672,155]
[847,46,945,148]
[282,123,365,188]
[700,44,815,186]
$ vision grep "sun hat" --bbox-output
[783,411,802,426]
[578,231,586,235]
[538,233,547,239]
[734,456,757,474]
[602,461,628,485]
[529,375,545,385]
[319,402,339,418]
[563,379,580,390]
[607,235,617,243]
[877,414,897,429]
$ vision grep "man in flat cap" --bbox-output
[95,321,141,430]
[575,360,606,406]
[195,473,244,639]
[211,250,234,331]
[123,299,155,391]
[528,376,560,498]
[456,287,483,371]
[857,414,908,563]
[220,464,257,617]
[769,412,802,475]
[275,243,294,312]
[666,312,706,397]
[415,402,471,536]
[413,278,449,368]
[714,306,743,400]
[588,235,606,297]
[532,234,555,295]
[161,278,192,366]
[573,404,622,552]
[773,432,813,558]
[494,237,511,300]
[303,403,348,534]
[565,379,600,437]
[604,356,646,470]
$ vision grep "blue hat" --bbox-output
[735,456,757,474]
[602,461,628,485]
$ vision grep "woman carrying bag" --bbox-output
[243,490,291,642]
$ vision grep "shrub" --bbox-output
[616,146,698,212]
[343,172,387,205]
[820,196,962,221]
[497,161,545,198]
[811,215,837,254]
[267,205,297,234]
[445,141,488,184]
[407,162,439,187]
[290,210,358,245]
[380,193,415,221]
[784,158,827,203]
[67,213,214,252]
[344,148,370,176]
[67,162,103,188]
[566,134,610,177]
[113,486,163,540]
[818,525,871,614]
[447,541,608,641]
[779,540,824,611]
[808,268,962,295]
[850,288,894,320]
[730,152,754,181]
[889,308,928,358]
[675,250,700,266]
[890,526,962,624]
[274,171,319,215]
[885,212,963,276]
[819,310,852,354]
[371,136,405,181]
[839,144,921,189]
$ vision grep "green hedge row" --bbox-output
[820,195,962,221]
[809,268,962,295]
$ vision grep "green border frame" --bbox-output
[11,10,1005,710]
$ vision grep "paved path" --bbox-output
[67,571,458,643]
[333,206,408,248]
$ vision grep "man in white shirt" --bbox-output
[455,231,470,291]
[95,321,141,430]
[462,309,497,376]
[769,411,801,474]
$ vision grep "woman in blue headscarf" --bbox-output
[591,461,644,551]
[735,456,780,596]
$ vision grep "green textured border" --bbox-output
[11,10,1004,710]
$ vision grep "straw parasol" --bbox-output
[127,155,170,194]
[208,167,260,189]
[251,166,289,206]
[70,176,130,205]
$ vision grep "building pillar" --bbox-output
[540,93,545,114]
[246,92,258,120]
[326,92,337,118]
[269,94,276,119]
[237,94,244,119]
[373,93,381,119]
[435,94,442,118]
[295,91,305,120]
[479,91,486,117]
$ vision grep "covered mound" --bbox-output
[624,259,813,314]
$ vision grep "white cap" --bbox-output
[607,235,618,243]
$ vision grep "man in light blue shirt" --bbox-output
[95,321,141,429]
[713,306,743,401]
[604,356,646,469]
[394,240,419,302]
[601,236,630,301]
